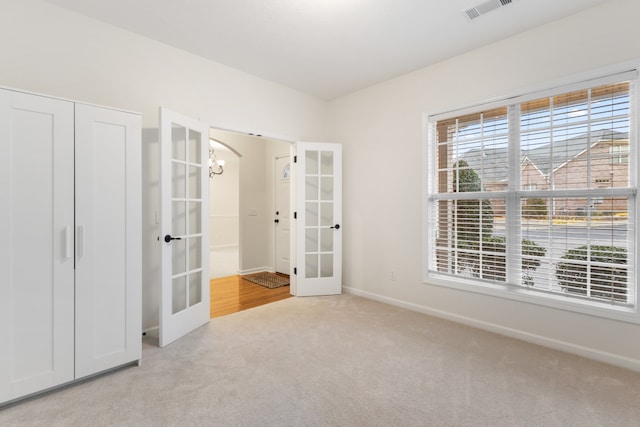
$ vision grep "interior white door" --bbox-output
[74,104,142,377]
[159,108,210,347]
[274,155,291,275]
[293,142,342,296]
[0,89,75,401]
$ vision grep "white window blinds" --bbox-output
[427,72,637,309]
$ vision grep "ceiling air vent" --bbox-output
[465,0,514,21]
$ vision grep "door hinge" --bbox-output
[294,267,297,275]
[294,212,297,219]
[294,155,297,163]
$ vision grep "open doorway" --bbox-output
[207,128,292,317]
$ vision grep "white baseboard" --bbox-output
[142,325,159,336]
[239,267,274,275]
[344,286,640,373]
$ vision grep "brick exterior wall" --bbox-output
[480,139,629,218]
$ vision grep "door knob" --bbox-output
[164,234,182,243]
[330,224,340,230]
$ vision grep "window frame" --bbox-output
[423,66,640,324]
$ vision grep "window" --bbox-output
[610,144,629,164]
[426,70,638,318]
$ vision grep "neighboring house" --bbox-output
[460,129,629,216]
[552,132,629,215]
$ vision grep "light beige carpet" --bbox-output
[1,294,640,426]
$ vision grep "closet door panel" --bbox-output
[0,89,75,402]
[74,104,141,379]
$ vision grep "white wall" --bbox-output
[0,0,328,331]
[0,1,328,137]
[328,0,640,370]
[209,144,240,250]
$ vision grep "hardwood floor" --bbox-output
[210,274,292,318]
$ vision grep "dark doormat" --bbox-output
[244,272,290,289]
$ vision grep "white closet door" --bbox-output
[74,104,142,378]
[0,89,75,402]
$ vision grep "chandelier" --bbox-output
[209,141,226,177]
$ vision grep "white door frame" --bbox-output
[205,127,342,297]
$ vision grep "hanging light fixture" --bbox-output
[209,140,226,177]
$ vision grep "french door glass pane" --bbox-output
[189,236,202,270]
[320,254,333,277]
[320,228,334,252]
[172,202,186,235]
[189,166,201,198]
[306,254,318,278]
[172,276,186,314]
[306,151,318,174]
[172,239,186,274]
[305,228,318,252]
[306,176,319,200]
[188,129,201,163]
[189,272,202,306]
[320,203,333,226]
[320,177,333,200]
[189,202,201,234]
[171,124,186,161]
[321,151,333,174]
[172,163,186,198]
[306,202,319,226]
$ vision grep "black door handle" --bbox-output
[164,234,182,243]
[274,219,280,224]
[330,224,340,230]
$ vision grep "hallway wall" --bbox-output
[209,143,240,250]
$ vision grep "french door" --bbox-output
[293,142,342,296]
[159,108,210,347]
